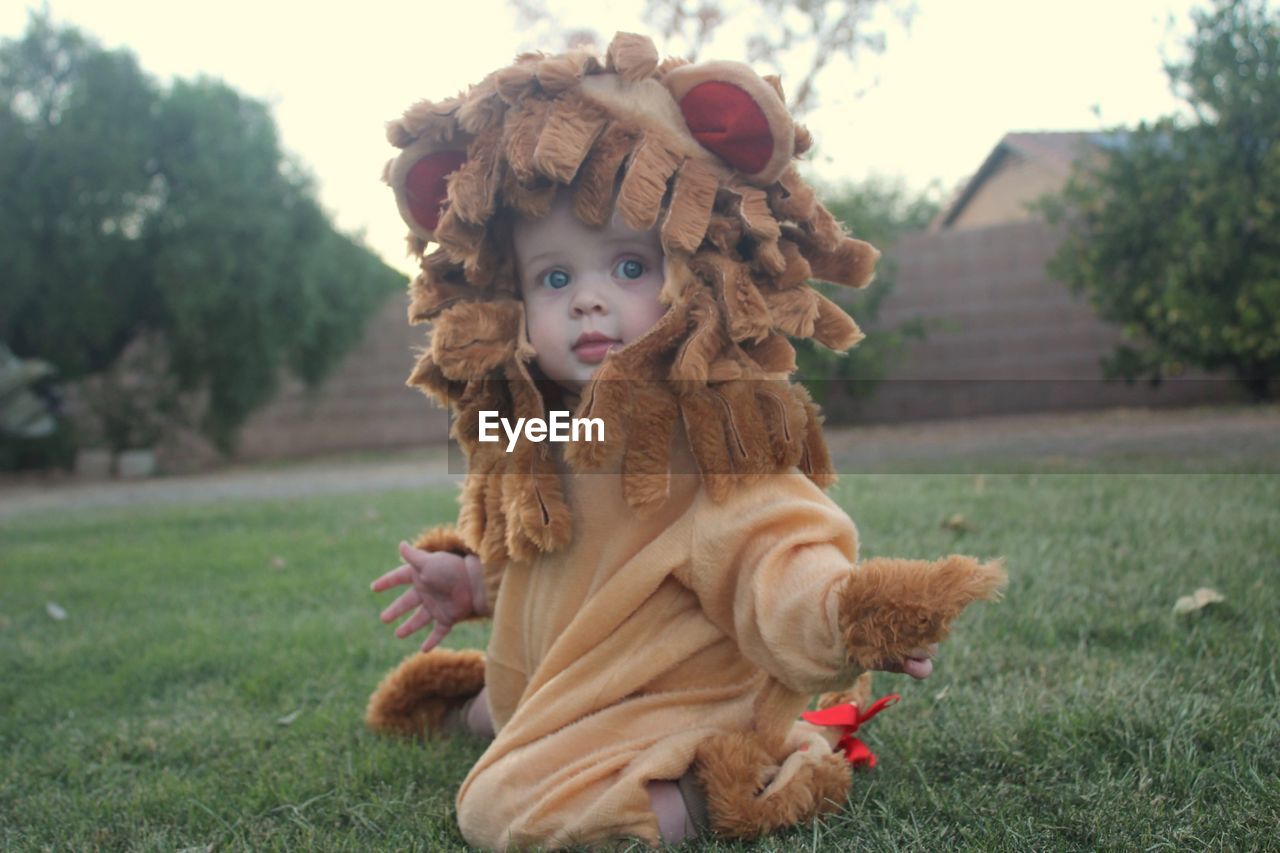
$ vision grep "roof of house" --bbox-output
[930,131,1117,230]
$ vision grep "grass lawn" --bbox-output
[2,465,1278,850]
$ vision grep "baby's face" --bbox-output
[514,192,667,391]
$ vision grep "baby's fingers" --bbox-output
[400,541,464,580]
[420,622,453,653]
[370,563,414,593]
[874,644,939,679]
[395,608,433,639]
[901,657,933,679]
[379,588,422,624]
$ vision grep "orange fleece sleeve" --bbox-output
[677,472,865,695]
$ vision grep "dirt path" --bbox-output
[2,404,1277,522]
[823,404,1280,471]
[0,449,461,522]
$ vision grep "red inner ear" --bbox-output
[405,150,467,232]
[679,81,773,175]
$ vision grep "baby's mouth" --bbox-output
[572,333,622,364]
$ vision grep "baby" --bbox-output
[374,190,937,834]
[367,34,1004,850]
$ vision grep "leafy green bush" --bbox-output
[1042,0,1280,399]
[0,13,405,455]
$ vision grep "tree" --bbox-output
[0,13,158,381]
[510,0,912,115]
[0,12,405,455]
[794,177,936,418]
[1043,0,1280,399]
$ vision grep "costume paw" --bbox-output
[692,730,850,839]
[837,555,1006,670]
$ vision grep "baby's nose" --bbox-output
[570,278,609,315]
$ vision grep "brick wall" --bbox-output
[229,295,450,461]
[848,220,1240,421]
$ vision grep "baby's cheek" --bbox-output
[522,327,557,374]
[529,343,560,377]
[623,281,668,341]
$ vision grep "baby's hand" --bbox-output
[873,643,938,680]
[370,542,485,652]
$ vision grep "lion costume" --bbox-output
[365,33,1006,849]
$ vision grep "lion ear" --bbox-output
[662,60,795,185]
[386,137,469,241]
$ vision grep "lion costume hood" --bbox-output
[384,32,880,566]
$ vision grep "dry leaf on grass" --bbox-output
[942,513,975,533]
[1173,587,1225,615]
[269,556,287,570]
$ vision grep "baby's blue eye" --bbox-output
[615,258,645,280]
[541,269,571,289]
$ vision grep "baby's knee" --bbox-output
[456,760,541,849]
[456,792,496,849]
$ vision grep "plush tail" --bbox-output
[836,555,1007,670]
[365,648,486,738]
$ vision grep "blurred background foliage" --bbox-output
[9,0,1274,472]
[1042,0,1280,399]
[513,0,914,115]
[0,11,404,467]
[796,178,936,418]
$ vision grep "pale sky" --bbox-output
[2,0,1207,277]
